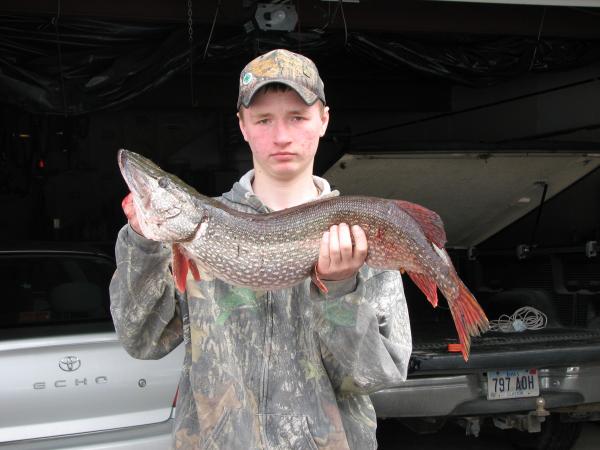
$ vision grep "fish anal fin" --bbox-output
[408,271,439,308]
[172,244,189,294]
[394,200,446,248]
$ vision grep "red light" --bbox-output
[38,159,45,169]
[172,387,179,407]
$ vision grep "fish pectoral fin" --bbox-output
[407,271,438,308]
[172,244,189,294]
[311,264,329,294]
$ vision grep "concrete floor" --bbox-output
[572,424,600,450]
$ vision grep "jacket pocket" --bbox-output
[261,414,319,450]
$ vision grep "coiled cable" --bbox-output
[489,306,548,333]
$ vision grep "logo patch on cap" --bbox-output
[242,72,254,85]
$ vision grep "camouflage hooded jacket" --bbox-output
[109,171,412,450]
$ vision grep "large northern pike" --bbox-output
[118,149,489,360]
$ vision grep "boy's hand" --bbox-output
[121,193,144,236]
[316,223,368,282]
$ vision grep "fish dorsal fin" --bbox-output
[394,200,447,248]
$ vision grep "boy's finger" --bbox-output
[351,225,368,260]
[338,223,353,261]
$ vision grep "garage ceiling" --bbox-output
[1,0,600,38]
[1,1,599,115]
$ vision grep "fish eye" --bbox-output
[158,177,169,188]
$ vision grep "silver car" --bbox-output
[0,245,184,449]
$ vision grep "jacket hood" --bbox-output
[222,169,339,213]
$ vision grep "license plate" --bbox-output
[487,369,539,400]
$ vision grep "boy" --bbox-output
[110,48,411,449]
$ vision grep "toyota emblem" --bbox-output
[59,356,81,372]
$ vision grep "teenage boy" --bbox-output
[110,48,411,450]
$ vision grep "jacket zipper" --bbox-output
[259,291,274,447]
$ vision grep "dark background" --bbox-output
[1,0,599,252]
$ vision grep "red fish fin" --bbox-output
[171,244,189,294]
[407,271,439,307]
[311,264,329,294]
[446,276,490,361]
[394,200,447,248]
[188,259,201,282]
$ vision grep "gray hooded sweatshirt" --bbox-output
[109,171,412,450]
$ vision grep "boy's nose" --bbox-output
[273,121,292,146]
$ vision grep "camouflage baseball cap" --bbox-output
[237,49,326,110]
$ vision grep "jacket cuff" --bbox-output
[321,275,358,298]
[123,224,165,254]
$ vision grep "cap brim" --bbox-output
[238,79,320,110]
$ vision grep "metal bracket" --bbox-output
[517,244,531,260]
[468,246,478,261]
[585,241,598,258]
[255,3,298,31]
[463,417,481,437]
[493,412,547,433]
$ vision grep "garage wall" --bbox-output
[1,55,598,244]
[345,62,600,148]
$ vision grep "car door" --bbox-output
[0,250,184,443]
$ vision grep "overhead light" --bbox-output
[255,3,298,32]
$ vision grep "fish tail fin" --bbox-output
[446,275,490,361]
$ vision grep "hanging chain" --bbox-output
[529,7,546,72]
[187,0,194,43]
[54,0,68,116]
[187,0,196,106]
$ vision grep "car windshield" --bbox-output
[0,253,114,329]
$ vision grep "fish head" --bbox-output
[118,149,205,242]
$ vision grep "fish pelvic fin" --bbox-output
[172,245,202,294]
[407,271,438,307]
[394,200,446,248]
[446,276,490,361]
[189,259,201,282]
[172,244,188,294]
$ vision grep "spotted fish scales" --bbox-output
[118,149,489,360]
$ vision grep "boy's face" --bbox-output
[238,88,329,182]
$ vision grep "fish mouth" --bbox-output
[118,149,160,199]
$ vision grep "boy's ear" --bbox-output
[237,111,249,142]
[320,106,330,137]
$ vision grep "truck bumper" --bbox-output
[372,363,600,418]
